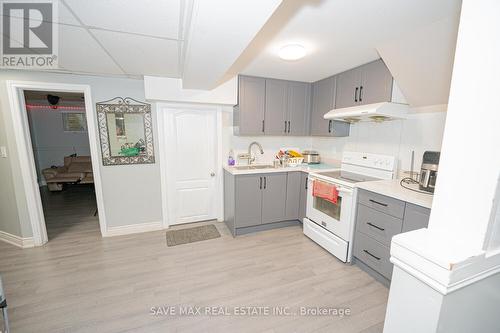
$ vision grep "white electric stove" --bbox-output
[303,152,397,262]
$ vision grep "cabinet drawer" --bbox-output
[356,204,402,247]
[353,231,392,279]
[358,189,405,219]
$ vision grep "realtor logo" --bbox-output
[1,0,58,68]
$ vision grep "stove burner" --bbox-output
[315,170,379,184]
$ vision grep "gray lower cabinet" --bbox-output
[285,172,302,220]
[354,189,431,283]
[224,170,302,236]
[234,75,266,135]
[310,76,350,137]
[234,174,263,228]
[298,172,308,222]
[261,173,287,224]
[402,203,431,233]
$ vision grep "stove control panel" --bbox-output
[342,152,396,172]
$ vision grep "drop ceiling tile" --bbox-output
[91,29,179,77]
[58,25,124,75]
[64,0,180,39]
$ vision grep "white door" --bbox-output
[165,108,218,225]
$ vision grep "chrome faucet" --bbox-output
[238,141,264,165]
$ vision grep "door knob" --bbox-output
[210,172,216,177]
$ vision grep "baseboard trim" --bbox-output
[103,221,164,237]
[0,231,35,248]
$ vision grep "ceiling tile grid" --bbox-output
[33,0,190,78]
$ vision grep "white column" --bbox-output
[384,1,500,332]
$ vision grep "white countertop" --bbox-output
[223,163,340,176]
[355,178,433,209]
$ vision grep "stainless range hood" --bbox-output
[324,102,409,123]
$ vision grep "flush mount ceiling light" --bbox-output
[278,44,306,61]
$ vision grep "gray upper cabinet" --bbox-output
[287,81,311,136]
[285,172,302,220]
[335,59,393,108]
[261,173,287,224]
[359,59,393,105]
[234,174,263,228]
[310,76,350,137]
[311,77,335,136]
[335,68,361,109]
[264,79,311,136]
[264,79,288,135]
[235,75,266,135]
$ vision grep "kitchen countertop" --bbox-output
[223,163,340,176]
[355,178,433,209]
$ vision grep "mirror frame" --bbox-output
[96,97,155,166]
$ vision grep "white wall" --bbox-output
[27,108,91,183]
[0,70,162,238]
[311,110,447,175]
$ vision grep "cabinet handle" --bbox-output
[355,87,358,102]
[359,86,363,102]
[328,120,332,133]
[305,177,308,190]
[264,176,267,189]
[284,121,287,133]
[259,177,262,189]
[369,199,388,207]
[363,250,381,261]
[262,120,265,132]
[367,222,385,231]
[288,121,291,133]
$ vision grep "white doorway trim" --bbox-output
[6,80,107,246]
[157,102,224,229]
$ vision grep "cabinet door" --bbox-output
[402,203,430,233]
[331,121,350,137]
[359,59,393,105]
[238,76,266,135]
[335,68,361,109]
[287,81,311,136]
[264,79,288,135]
[235,174,263,228]
[310,77,335,136]
[285,172,302,220]
[298,172,308,222]
[261,173,287,224]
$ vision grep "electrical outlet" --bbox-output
[1,146,7,158]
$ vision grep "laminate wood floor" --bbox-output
[0,187,388,333]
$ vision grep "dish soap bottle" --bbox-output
[228,149,235,166]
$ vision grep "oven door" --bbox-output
[306,177,353,241]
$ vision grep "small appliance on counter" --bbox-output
[419,151,440,193]
[302,150,321,164]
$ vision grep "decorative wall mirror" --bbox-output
[96,97,155,165]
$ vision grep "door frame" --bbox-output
[6,80,107,245]
[157,102,223,228]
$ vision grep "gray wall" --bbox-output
[0,70,162,238]
[27,107,91,182]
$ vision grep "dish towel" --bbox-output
[312,180,339,204]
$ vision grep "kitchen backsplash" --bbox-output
[223,106,447,176]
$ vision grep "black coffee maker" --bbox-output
[419,151,440,193]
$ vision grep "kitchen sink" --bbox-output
[233,165,276,170]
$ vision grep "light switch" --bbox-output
[1,146,7,158]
